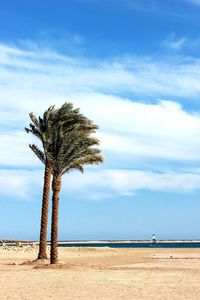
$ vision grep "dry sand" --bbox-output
[0,246,200,299]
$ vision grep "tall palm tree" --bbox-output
[25,103,95,260]
[43,123,104,264]
[25,112,51,260]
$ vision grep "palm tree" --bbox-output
[25,112,51,260]
[25,103,95,260]
[43,124,104,264]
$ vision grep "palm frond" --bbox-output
[29,144,46,164]
[62,163,84,175]
[47,128,103,176]
[29,113,39,126]
[25,101,104,175]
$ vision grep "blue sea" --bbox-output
[58,242,200,248]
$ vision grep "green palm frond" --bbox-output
[62,153,104,175]
[63,163,84,175]
[29,144,46,164]
[26,101,104,172]
[29,113,39,126]
[43,106,55,124]
[45,124,104,176]
[25,125,42,140]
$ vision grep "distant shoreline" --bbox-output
[57,240,200,244]
[1,239,200,244]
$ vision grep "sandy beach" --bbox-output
[0,246,200,299]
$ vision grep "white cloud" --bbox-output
[2,95,200,167]
[162,34,200,52]
[162,35,187,51]
[1,42,200,107]
[0,131,41,167]
[0,43,200,167]
[1,169,200,201]
[0,42,200,198]
[62,168,200,194]
[186,0,200,6]
[67,94,200,163]
[0,169,43,199]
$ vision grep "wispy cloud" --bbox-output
[162,34,200,53]
[0,169,43,200]
[126,0,160,12]
[1,42,200,105]
[2,169,200,201]
[122,0,187,18]
[186,0,200,6]
[162,35,187,51]
[3,95,200,168]
[1,42,200,199]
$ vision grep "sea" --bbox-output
[58,241,200,248]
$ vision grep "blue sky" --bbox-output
[1,0,200,240]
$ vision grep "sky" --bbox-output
[1,0,200,241]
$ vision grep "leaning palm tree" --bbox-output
[43,124,104,264]
[25,111,52,260]
[25,103,96,260]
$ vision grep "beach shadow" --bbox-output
[6,259,48,267]
[6,259,76,270]
[34,262,73,269]
[20,258,49,266]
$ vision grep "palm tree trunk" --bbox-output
[37,160,51,260]
[50,176,61,264]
